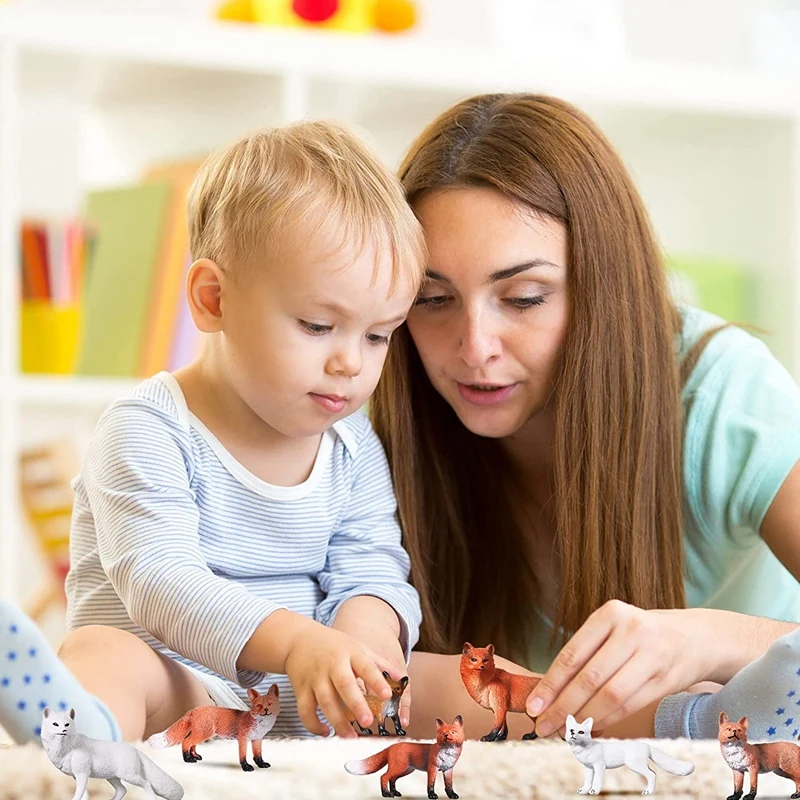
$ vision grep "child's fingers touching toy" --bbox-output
[286,626,392,739]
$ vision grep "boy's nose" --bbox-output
[327,348,362,378]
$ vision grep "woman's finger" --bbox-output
[296,687,331,738]
[574,654,660,732]
[399,680,412,729]
[526,602,624,719]
[533,628,638,737]
[331,667,373,729]
[316,679,356,739]
[589,677,668,732]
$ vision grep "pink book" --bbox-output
[168,254,203,371]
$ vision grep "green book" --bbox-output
[77,182,172,377]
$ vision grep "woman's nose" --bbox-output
[457,313,501,368]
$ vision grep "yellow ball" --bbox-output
[374,0,416,33]
[215,0,258,23]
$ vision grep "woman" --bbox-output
[381,94,800,740]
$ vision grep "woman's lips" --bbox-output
[456,382,516,406]
[309,393,347,413]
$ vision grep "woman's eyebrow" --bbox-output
[424,259,561,286]
[489,259,562,283]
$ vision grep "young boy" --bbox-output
[0,121,426,743]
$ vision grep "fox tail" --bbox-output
[648,745,695,776]
[146,714,191,750]
[140,753,184,799]
[344,748,390,775]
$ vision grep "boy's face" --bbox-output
[221,229,416,439]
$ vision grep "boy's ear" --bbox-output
[186,258,225,333]
[719,712,729,725]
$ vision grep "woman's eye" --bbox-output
[505,296,546,310]
[414,295,451,310]
[299,320,332,335]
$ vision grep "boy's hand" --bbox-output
[285,625,392,739]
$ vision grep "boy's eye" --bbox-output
[366,333,390,346]
[299,320,332,336]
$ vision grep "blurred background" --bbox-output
[0,0,799,644]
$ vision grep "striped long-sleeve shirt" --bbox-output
[65,372,421,736]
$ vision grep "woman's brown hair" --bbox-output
[371,94,687,662]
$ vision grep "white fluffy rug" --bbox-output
[0,736,794,798]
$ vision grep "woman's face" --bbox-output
[407,186,569,440]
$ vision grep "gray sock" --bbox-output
[0,600,121,744]
[655,626,800,740]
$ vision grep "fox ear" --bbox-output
[462,642,473,655]
[566,714,576,727]
[43,707,50,719]
[453,715,463,726]
[69,709,75,720]
[487,644,495,656]
[584,717,593,731]
[400,676,409,688]
[268,683,280,697]
[382,671,390,680]
[435,718,445,728]
[719,712,729,725]
[247,687,258,702]
[740,717,749,730]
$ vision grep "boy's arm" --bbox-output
[82,400,289,687]
[315,418,422,664]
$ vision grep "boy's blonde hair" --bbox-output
[187,120,426,292]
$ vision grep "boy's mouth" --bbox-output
[309,393,348,414]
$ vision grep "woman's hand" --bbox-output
[525,600,711,737]
[285,625,392,739]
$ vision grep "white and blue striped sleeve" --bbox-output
[81,399,286,686]
[315,420,422,660]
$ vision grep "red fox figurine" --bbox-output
[346,672,409,736]
[718,711,800,800]
[345,715,464,799]
[460,642,541,741]
[147,685,279,772]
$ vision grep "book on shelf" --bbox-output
[19,158,205,379]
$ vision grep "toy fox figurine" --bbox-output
[147,685,279,772]
[460,642,541,741]
[718,712,800,800]
[41,708,184,800]
[346,672,408,736]
[345,715,464,799]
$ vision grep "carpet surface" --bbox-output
[0,735,795,798]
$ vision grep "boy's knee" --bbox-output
[58,625,148,662]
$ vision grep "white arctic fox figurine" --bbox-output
[40,707,184,800]
[565,714,694,795]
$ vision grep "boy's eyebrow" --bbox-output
[315,299,407,325]
[425,259,561,285]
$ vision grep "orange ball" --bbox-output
[215,0,257,23]
[374,0,416,33]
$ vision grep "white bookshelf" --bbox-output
[0,4,799,608]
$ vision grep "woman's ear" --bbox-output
[186,258,225,333]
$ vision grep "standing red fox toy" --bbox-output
[147,685,279,772]
[460,642,541,741]
[346,672,409,736]
[345,715,464,799]
[718,712,800,800]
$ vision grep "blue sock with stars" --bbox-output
[0,600,121,744]
[655,626,800,740]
